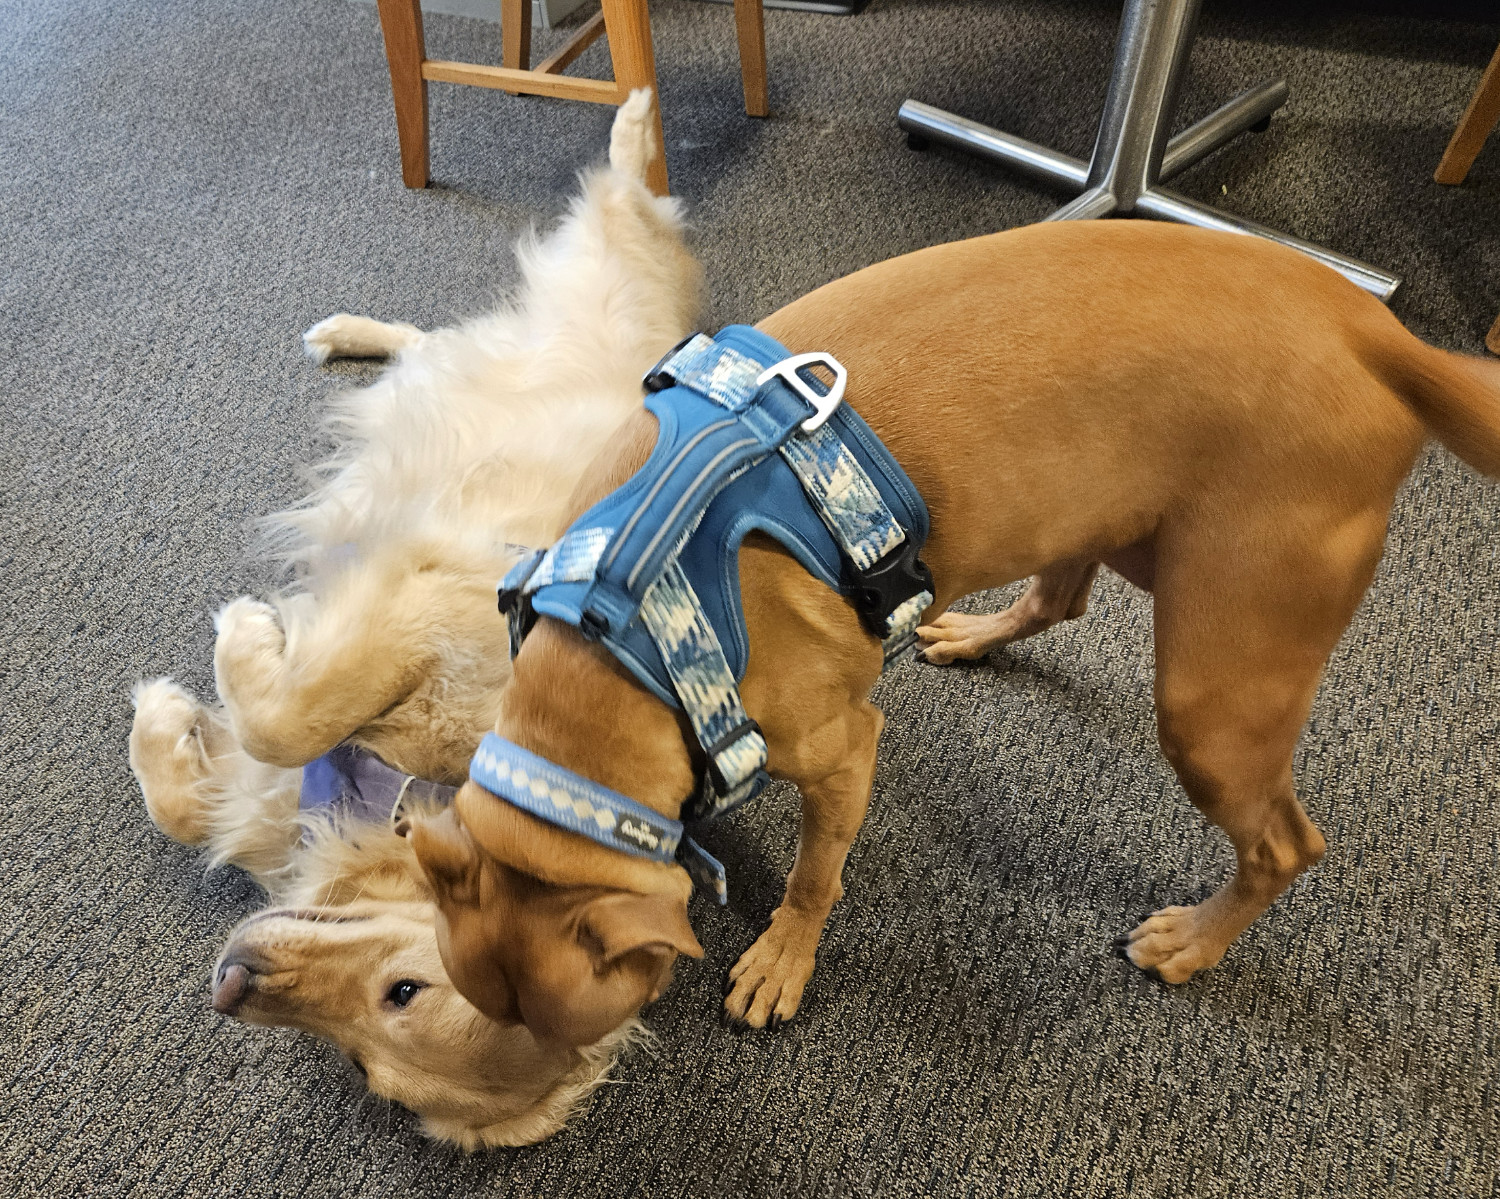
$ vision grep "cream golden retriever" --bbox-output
[128,91,700,1148]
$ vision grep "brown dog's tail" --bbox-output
[1385,341,1500,477]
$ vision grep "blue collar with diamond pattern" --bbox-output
[470,732,728,903]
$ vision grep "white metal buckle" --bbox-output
[756,352,847,433]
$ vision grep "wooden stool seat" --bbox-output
[375,0,768,197]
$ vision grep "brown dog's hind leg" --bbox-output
[1124,509,1389,983]
[916,559,1100,665]
[1125,740,1327,984]
[724,701,884,1029]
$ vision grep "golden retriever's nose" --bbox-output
[212,957,257,1015]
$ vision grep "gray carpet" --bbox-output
[4,0,1499,1194]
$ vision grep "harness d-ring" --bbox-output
[757,352,847,432]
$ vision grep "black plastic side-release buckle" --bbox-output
[703,718,762,796]
[641,333,698,393]
[500,593,537,659]
[497,552,543,659]
[844,539,934,637]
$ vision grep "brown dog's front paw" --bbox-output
[1121,905,1229,984]
[723,910,821,1030]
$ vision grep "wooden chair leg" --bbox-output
[600,0,669,195]
[1486,311,1500,356]
[733,0,768,118]
[376,0,430,188]
[502,0,533,95]
[1435,42,1500,185]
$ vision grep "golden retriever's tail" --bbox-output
[1387,341,1500,477]
[608,88,657,183]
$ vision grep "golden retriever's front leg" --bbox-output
[130,678,238,844]
[214,553,487,769]
[724,702,883,1030]
[129,678,303,881]
[213,593,405,769]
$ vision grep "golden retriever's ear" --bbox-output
[410,808,482,907]
[579,891,704,964]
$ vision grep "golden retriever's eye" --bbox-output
[386,980,425,1008]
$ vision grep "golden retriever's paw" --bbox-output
[1120,905,1228,984]
[302,314,421,364]
[723,908,822,1030]
[608,88,657,181]
[213,597,287,731]
[215,596,285,679]
[129,678,215,845]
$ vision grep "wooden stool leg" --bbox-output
[502,0,533,95]
[376,0,430,188]
[1435,42,1500,185]
[733,0,768,118]
[600,0,669,195]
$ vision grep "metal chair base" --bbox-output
[898,0,1399,302]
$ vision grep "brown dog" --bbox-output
[412,220,1500,1044]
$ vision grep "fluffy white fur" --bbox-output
[128,90,701,1149]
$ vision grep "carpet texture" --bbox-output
[3,0,1498,1195]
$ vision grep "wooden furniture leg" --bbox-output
[599,0,669,195]
[501,0,533,95]
[1487,312,1500,356]
[375,0,764,195]
[376,0,430,188]
[1435,42,1500,185]
[734,0,768,118]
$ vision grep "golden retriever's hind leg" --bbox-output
[302,314,423,365]
[916,559,1099,665]
[129,678,235,845]
[608,88,658,182]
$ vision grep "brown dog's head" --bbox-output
[211,900,635,1148]
[412,805,702,1046]
[411,617,705,1047]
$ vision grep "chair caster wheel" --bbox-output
[1249,115,1271,134]
[906,132,931,152]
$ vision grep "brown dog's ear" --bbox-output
[579,891,704,965]
[409,808,482,907]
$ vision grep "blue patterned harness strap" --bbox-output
[478,326,932,900]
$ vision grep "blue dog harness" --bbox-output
[470,326,934,902]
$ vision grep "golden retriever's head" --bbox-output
[212,900,635,1148]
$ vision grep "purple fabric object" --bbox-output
[299,744,457,829]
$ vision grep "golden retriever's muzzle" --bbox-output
[212,908,372,1015]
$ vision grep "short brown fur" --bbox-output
[416,220,1500,1040]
